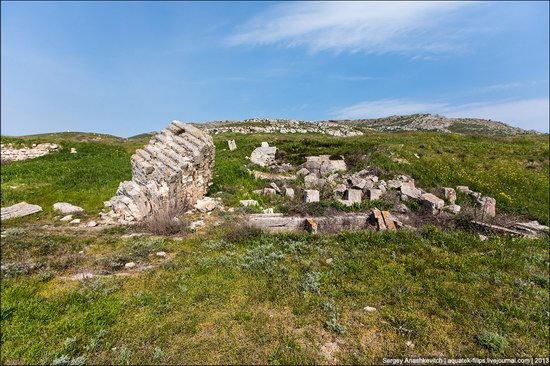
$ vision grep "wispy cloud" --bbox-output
[333,99,447,119]
[227,2,477,55]
[332,97,550,132]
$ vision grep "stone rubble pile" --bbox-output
[104,121,215,223]
[249,142,277,167]
[1,143,59,162]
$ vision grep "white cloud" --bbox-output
[227,1,475,55]
[333,99,447,119]
[332,98,550,132]
[447,98,549,132]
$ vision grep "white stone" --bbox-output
[285,188,295,199]
[156,251,166,257]
[261,141,269,148]
[190,220,205,230]
[194,197,219,212]
[240,199,258,207]
[227,140,237,151]
[70,147,77,154]
[60,215,73,222]
[125,262,136,269]
[87,221,98,227]
[53,202,84,215]
[296,168,310,176]
[303,190,320,203]
[70,219,81,224]
[263,208,274,214]
[446,204,461,214]
[1,202,43,220]
[363,306,377,312]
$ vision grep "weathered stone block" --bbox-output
[419,193,445,214]
[227,140,237,151]
[304,189,320,203]
[367,189,383,201]
[344,189,362,203]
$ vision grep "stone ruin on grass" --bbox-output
[105,121,215,223]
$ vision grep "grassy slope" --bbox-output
[1,130,549,364]
[1,227,548,364]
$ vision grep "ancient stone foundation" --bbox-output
[105,121,215,222]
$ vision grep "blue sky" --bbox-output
[2,1,549,136]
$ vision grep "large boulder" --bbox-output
[105,121,215,222]
[302,155,346,176]
[250,143,277,167]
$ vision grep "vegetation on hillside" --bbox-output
[1,129,548,364]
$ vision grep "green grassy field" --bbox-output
[1,130,549,364]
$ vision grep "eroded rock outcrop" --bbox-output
[105,121,215,222]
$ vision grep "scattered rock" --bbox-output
[263,188,277,197]
[477,196,496,218]
[70,219,81,224]
[456,185,472,194]
[1,202,43,220]
[70,147,78,154]
[446,204,461,215]
[296,167,310,176]
[395,203,409,213]
[302,155,347,176]
[240,199,259,207]
[477,233,489,241]
[419,193,445,214]
[439,187,457,203]
[303,189,320,203]
[190,220,205,230]
[194,197,220,212]
[349,177,367,189]
[370,208,396,231]
[366,189,383,201]
[333,184,347,198]
[305,218,318,234]
[344,188,363,204]
[270,182,282,194]
[227,139,237,151]
[363,306,377,312]
[87,221,98,227]
[124,262,136,269]
[250,143,277,167]
[53,202,85,215]
[156,251,167,257]
[284,187,295,199]
[60,215,73,222]
[399,182,422,199]
[263,208,274,214]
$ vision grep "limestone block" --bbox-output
[303,190,320,203]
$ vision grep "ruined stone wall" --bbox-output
[105,121,215,222]
[1,143,59,162]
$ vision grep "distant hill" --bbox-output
[324,114,540,135]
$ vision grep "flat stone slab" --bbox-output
[1,202,43,220]
[248,213,370,233]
